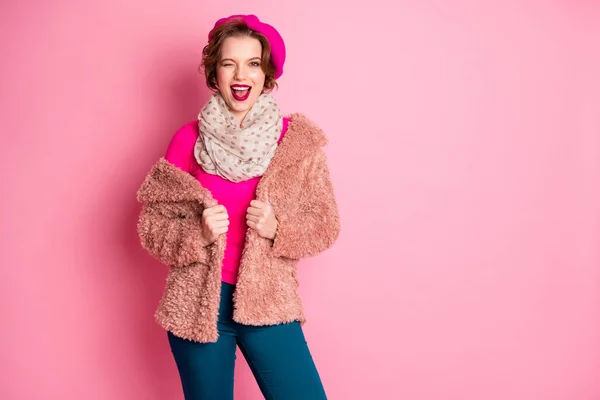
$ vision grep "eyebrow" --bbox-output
[220,57,262,63]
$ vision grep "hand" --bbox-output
[246,200,278,240]
[200,205,229,246]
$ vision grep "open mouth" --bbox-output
[231,85,251,101]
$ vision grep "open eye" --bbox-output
[250,61,261,67]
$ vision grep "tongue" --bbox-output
[233,89,249,99]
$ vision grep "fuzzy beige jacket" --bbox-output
[136,114,341,343]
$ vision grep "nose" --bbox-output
[234,64,247,81]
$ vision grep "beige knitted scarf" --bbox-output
[194,92,283,182]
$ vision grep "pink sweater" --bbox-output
[164,118,289,284]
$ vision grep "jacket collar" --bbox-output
[137,113,328,204]
[268,113,328,171]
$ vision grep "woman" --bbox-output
[136,14,340,400]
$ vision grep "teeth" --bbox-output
[232,87,250,91]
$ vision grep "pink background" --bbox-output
[1,0,599,399]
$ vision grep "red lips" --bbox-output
[231,85,251,101]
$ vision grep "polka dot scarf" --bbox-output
[194,92,283,183]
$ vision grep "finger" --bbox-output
[208,223,229,236]
[203,205,227,216]
[246,214,260,223]
[210,205,227,213]
[205,222,226,234]
[247,220,261,229]
[213,226,228,235]
[211,219,230,228]
[208,213,229,221]
[246,206,263,216]
[250,200,265,208]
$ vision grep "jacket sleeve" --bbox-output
[137,201,213,268]
[270,149,341,260]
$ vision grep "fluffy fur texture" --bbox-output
[137,113,341,343]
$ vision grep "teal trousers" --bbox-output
[167,282,328,399]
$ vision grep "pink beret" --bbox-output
[209,14,286,80]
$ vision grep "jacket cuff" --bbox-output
[178,222,213,266]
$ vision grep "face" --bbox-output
[216,35,266,124]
